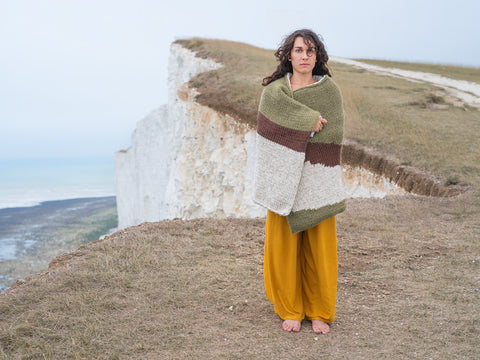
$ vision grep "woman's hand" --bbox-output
[313,117,327,132]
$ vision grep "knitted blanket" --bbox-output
[253,73,346,233]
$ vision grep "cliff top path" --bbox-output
[1,39,479,359]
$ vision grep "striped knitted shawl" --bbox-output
[253,73,346,233]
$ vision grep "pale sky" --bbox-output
[1,0,479,159]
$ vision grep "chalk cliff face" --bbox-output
[115,43,406,229]
[115,44,265,229]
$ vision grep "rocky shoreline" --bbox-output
[0,196,117,291]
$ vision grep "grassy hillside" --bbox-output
[177,38,480,189]
[1,39,479,359]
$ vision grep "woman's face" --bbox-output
[289,36,317,76]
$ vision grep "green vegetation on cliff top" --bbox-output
[176,38,480,189]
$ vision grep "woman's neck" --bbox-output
[289,73,316,91]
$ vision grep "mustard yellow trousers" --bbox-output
[264,210,338,323]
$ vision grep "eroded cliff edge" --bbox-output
[115,44,265,229]
[115,42,461,229]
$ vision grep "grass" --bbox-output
[1,39,480,359]
[329,60,480,188]
[1,204,478,359]
[174,38,276,127]
[176,38,480,187]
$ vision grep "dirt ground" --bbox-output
[1,190,478,359]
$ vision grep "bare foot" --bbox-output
[311,319,330,334]
[282,319,301,332]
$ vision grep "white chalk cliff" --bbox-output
[115,43,406,229]
[115,44,264,229]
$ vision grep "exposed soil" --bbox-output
[191,80,465,198]
[342,140,467,197]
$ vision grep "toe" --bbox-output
[283,319,301,332]
[312,320,330,334]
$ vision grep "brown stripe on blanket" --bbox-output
[304,142,342,167]
[257,112,312,152]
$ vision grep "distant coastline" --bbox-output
[0,193,116,211]
[0,157,115,210]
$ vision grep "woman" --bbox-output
[253,29,346,334]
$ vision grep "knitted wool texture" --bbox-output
[253,73,346,233]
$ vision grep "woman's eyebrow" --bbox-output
[294,45,316,49]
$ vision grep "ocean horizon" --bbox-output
[0,157,115,209]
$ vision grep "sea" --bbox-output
[0,157,115,210]
[0,157,117,291]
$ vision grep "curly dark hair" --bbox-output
[262,29,331,86]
